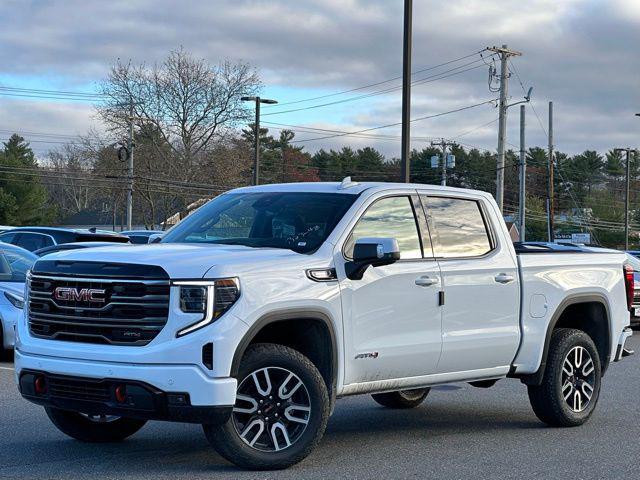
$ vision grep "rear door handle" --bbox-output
[415,276,439,287]
[494,273,515,284]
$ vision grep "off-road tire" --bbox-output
[203,343,330,470]
[45,407,147,442]
[527,328,602,427]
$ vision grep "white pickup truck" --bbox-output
[15,180,634,470]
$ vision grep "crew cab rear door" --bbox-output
[419,193,520,374]
[337,193,443,385]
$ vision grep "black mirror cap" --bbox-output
[346,238,401,280]
[352,242,381,262]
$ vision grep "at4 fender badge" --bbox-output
[355,352,379,360]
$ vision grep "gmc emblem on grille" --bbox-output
[53,287,107,303]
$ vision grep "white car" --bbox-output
[0,243,35,355]
[14,180,633,469]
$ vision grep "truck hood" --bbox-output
[0,281,24,297]
[36,243,305,279]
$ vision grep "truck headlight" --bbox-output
[174,279,240,337]
[4,291,25,309]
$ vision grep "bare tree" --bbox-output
[97,47,260,165]
[45,143,94,217]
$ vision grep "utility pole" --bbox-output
[487,44,522,213]
[126,100,134,231]
[548,101,554,242]
[519,104,526,242]
[241,96,278,185]
[430,138,456,186]
[400,0,412,183]
[614,148,638,250]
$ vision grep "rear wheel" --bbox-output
[203,343,329,470]
[527,328,601,427]
[371,388,430,409]
[45,408,147,442]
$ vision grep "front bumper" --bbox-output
[614,327,634,362]
[0,305,19,349]
[19,369,232,424]
[15,349,237,411]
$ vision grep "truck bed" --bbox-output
[512,250,629,375]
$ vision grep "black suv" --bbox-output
[0,227,130,252]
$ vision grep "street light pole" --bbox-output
[400,0,412,183]
[242,96,278,186]
[519,104,526,242]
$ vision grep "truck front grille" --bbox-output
[28,261,170,346]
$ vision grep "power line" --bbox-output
[290,98,498,144]
[0,86,105,97]
[267,49,490,108]
[262,60,491,117]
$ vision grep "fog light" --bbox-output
[34,376,47,395]
[115,385,127,403]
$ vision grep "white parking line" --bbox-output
[0,366,14,371]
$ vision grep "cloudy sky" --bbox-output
[1,0,639,158]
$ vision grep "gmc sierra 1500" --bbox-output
[15,180,634,470]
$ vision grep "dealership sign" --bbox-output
[554,233,591,244]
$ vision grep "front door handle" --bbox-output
[415,276,439,287]
[494,273,515,284]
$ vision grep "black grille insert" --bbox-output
[48,375,111,402]
[28,271,170,346]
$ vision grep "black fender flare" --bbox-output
[230,309,339,405]
[518,293,611,385]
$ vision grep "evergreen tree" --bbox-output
[0,134,53,225]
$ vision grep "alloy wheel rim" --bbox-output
[232,367,311,452]
[561,346,596,413]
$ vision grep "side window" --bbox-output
[0,232,17,244]
[424,196,492,258]
[17,233,53,252]
[345,196,422,260]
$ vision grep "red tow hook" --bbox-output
[115,384,128,404]
[34,376,47,395]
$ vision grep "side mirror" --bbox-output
[345,237,400,280]
[148,234,163,244]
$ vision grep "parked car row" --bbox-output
[0,243,36,356]
[0,226,164,251]
[0,227,164,355]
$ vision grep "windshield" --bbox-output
[161,192,358,253]
[0,246,37,282]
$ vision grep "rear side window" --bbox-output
[16,233,54,252]
[345,196,422,260]
[424,196,492,258]
[0,232,16,244]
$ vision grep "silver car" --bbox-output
[0,243,36,355]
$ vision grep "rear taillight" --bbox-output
[624,264,634,311]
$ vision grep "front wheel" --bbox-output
[371,388,430,409]
[45,408,147,442]
[527,328,602,427]
[203,343,330,470]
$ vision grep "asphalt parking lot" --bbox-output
[1,333,638,480]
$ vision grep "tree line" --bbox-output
[0,48,638,248]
